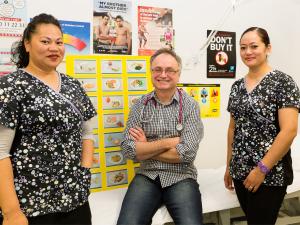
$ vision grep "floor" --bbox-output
[163,196,300,225]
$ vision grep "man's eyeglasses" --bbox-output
[151,67,179,76]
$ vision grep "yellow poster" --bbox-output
[66,55,152,192]
[177,83,221,118]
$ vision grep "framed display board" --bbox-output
[66,55,152,192]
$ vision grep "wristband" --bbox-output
[257,161,270,175]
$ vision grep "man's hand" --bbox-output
[162,137,180,149]
[131,126,181,161]
[129,127,147,142]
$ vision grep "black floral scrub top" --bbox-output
[227,70,300,186]
[0,70,96,217]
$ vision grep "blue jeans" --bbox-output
[117,174,203,225]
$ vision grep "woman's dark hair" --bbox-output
[240,27,270,47]
[11,13,62,68]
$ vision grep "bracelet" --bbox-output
[257,161,270,175]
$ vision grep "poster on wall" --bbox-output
[66,55,152,192]
[0,0,27,76]
[137,6,174,56]
[60,20,90,59]
[93,0,132,55]
[178,83,221,118]
[207,30,236,78]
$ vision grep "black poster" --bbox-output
[207,30,236,78]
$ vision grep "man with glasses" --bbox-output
[117,48,204,225]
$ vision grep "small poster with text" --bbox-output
[93,0,132,55]
[0,0,27,76]
[207,30,236,78]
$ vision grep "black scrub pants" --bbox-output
[233,179,287,225]
[0,201,91,225]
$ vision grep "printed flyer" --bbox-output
[0,0,26,76]
[93,0,132,55]
[138,6,174,56]
[60,20,90,59]
[66,54,152,191]
[177,83,221,118]
[207,30,236,78]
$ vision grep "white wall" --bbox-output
[27,0,300,168]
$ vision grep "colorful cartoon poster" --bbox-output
[137,6,174,56]
[0,0,27,76]
[60,20,90,59]
[93,0,132,55]
[178,83,221,118]
[207,30,236,78]
[66,55,152,192]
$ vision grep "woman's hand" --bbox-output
[224,167,234,191]
[243,167,266,193]
[3,209,28,225]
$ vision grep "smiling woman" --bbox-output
[22,23,65,90]
[0,13,97,225]
[225,27,300,225]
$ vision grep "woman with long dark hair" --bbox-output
[0,13,96,225]
[224,27,300,224]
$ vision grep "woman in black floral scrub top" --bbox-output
[0,14,96,225]
[224,27,300,225]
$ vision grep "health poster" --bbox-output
[60,20,91,59]
[0,0,27,76]
[177,83,220,118]
[207,30,236,78]
[137,6,174,56]
[93,0,132,55]
[66,55,152,192]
